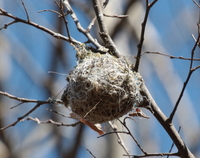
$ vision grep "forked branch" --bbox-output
[134,0,158,72]
[168,33,200,122]
[61,0,108,52]
[0,8,81,46]
[92,0,122,58]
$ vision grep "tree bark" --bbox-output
[141,84,195,158]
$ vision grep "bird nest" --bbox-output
[61,45,144,124]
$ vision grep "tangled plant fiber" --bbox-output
[62,45,144,123]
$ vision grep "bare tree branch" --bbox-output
[0,91,63,106]
[0,91,45,104]
[102,0,110,8]
[98,119,148,155]
[20,0,30,22]
[124,152,179,158]
[103,13,128,19]
[0,91,64,132]
[55,1,72,40]
[47,108,69,118]
[0,20,18,30]
[0,102,43,132]
[144,51,200,61]
[140,84,195,158]
[61,0,108,52]
[134,0,158,72]
[38,9,62,17]
[192,65,200,71]
[118,119,148,155]
[168,33,200,122]
[86,17,96,33]
[192,0,200,8]
[0,8,82,46]
[108,121,131,158]
[167,126,181,158]
[22,117,80,127]
[92,0,122,58]
[86,149,97,158]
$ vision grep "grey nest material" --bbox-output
[62,45,144,124]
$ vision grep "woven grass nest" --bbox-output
[61,45,144,124]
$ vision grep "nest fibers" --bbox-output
[61,45,144,124]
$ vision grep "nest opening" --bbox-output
[62,45,144,123]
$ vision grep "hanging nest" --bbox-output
[61,45,144,124]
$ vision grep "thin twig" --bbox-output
[0,91,67,131]
[20,0,30,21]
[22,117,80,127]
[0,20,18,30]
[55,1,72,40]
[87,0,120,35]
[0,91,49,105]
[144,51,200,61]
[61,0,108,52]
[0,8,82,46]
[103,0,110,8]
[192,34,198,42]
[134,0,158,72]
[92,0,122,58]
[86,17,96,32]
[167,126,181,158]
[103,14,128,18]
[10,102,25,109]
[118,119,147,155]
[86,149,96,158]
[108,122,131,158]
[124,152,179,157]
[97,131,129,138]
[0,91,63,109]
[192,65,200,71]
[46,108,71,118]
[38,9,62,17]
[192,0,200,8]
[168,34,200,122]
[140,84,194,157]
[0,103,43,132]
